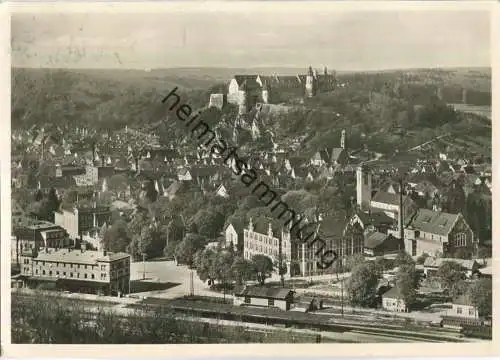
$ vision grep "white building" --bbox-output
[382,286,408,312]
[233,286,295,311]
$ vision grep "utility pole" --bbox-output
[142,253,146,280]
[279,234,284,287]
[190,270,194,296]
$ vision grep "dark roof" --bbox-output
[382,286,403,300]
[330,148,345,162]
[357,211,395,227]
[233,75,260,90]
[371,191,412,207]
[364,231,392,249]
[234,286,294,300]
[407,209,459,236]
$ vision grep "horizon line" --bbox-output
[11,65,492,73]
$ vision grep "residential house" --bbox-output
[233,286,295,311]
[382,286,408,312]
[447,294,479,319]
[403,209,475,258]
[423,257,480,280]
[364,231,401,257]
[215,184,230,199]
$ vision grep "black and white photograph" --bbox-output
[6,1,495,350]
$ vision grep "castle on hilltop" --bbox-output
[209,66,337,114]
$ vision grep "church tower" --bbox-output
[305,66,316,98]
[356,165,372,210]
[340,129,346,150]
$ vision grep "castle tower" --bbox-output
[341,129,346,150]
[305,66,316,98]
[356,165,372,210]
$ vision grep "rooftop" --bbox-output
[408,209,460,237]
[33,248,130,265]
[234,286,294,300]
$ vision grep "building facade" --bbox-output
[401,209,475,258]
[233,286,295,311]
[243,219,292,275]
[54,203,111,240]
[12,221,70,264]
[19,247,131,296]
[227,66,336,114]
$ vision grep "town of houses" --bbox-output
[10,67,492,332]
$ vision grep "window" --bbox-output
[49,271,52,276]
[101,265,105,271]
[63,272,66,276]
[268,299,275,306]
[469,308,475,316]
[56,271,60,276]
[84,274,88,279]
[91,274,95,279]
[244,296,251,304]
[35,269,38,274]
[70,273,73,277]
[42,270,46,275]
[455,233,467,247]
[457,307,463,314]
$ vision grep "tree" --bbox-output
[231,257,256,285]
[374,257,395,276]
[190,209,225,239]
[175,233,205,267]
[214,249,235,286]
[436,261,466,297]
[346,261,380,308]
[395,263,421,310]
[416,253,430,265]
[467,278,492,317]
[194,248,218,285]
[394,251,415,268]
[344,253,365,272]
[102,220,132,253]
[34,189,43,202]
[251,254,274,285]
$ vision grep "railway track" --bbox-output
[12,292,468,343]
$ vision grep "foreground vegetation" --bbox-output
[11,294,321,344]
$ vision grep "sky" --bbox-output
[11,5,491,71]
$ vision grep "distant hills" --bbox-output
[12,66,491,91]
